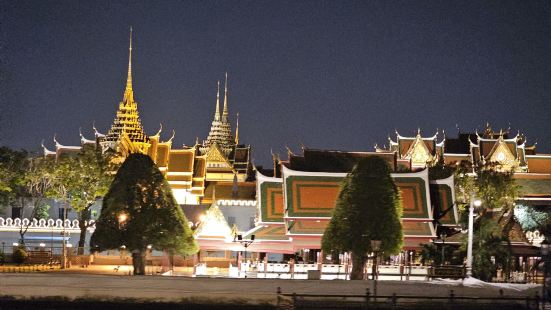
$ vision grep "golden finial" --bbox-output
[123,26,134,103]
[234,112,239,145]
[222,72,229,122]
[214,80,220,121]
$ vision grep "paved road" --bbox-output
[0,273,540,304]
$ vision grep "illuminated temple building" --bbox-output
[37,30,551,261]
[232,127,551,256]
[245,147,450,254]
[42,29,253,205]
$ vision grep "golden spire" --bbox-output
[123,26,134,103]
[214,80,220,121]
[235,112,239,145]
[222,72,229,122]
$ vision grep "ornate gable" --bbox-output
[488,139,518,171]
[405,136,434,167]
[205,143,233,169]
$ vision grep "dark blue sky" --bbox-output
[2,1,551,165]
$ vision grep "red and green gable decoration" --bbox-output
[254,165,452,247]
[281,165,433,221]
[429,175,459,226]
[256,173,285,223]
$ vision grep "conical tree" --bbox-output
[91,153,197,275]
[322,156,403,280]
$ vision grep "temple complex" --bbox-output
[33,30,551,271]
[41,30,252,205]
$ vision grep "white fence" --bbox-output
[0,217,95,233]
[251,263,430,280]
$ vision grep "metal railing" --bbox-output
[276,287,540,309]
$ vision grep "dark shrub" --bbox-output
[12,248,28,264]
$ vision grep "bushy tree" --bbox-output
[18,157,57,243]
[0,149,58,243]
[322,156,403,280]
[455,162,519,280]
[91,153,197,275]
[54,145,114,254]
[0,147,28,212]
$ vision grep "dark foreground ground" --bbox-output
[0,273,541,309]
[0,296,538,310]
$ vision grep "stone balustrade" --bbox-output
[0,217,95,233]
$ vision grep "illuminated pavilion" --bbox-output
[193,126,551,264]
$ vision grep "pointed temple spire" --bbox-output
[235,112,239,145]
[204,73,234,149]
[214,80,221,121]
[123,27,134,104]
[102,28,149,151]
[222,72,229,123]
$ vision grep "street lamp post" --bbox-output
[234,234,255,278]
[466,194,482,277]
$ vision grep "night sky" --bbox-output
[2,1,551,165]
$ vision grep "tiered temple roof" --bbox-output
[101,28,149,154]
[198,73,252,184]
[42,30,257,206]
[203,75,234,151]
[248,148,452,253]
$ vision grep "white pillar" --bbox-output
[466,195,475,277]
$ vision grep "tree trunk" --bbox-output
[132,250,146,275]
[77,210,91,255]
[350,252,366,280]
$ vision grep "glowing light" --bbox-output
[195,209,232,239]
[12,242,18,246]
[473,199,482,207]
[497,152,505,161]
[39,243,46,247]
[67,244,73,248]
[147,244,152,250]
[118,212,128,223]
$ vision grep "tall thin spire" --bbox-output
[235,112,239,145]
[103,27,149,151]
[222,72,229,122]
[214,80,220,121]
[123,26,134,103]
